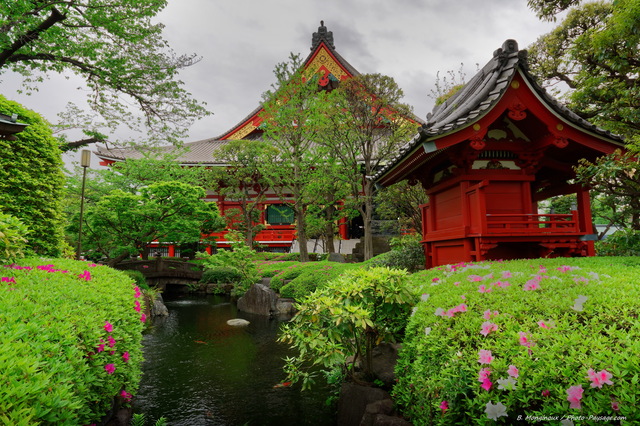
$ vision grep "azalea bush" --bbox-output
[0,212,30,263]
[266,260,357,299]
[394,257,640,424]
[367,233,425,272]
[279,267,418,389]
[0,258,146,425]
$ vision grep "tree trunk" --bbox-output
[108,251,131,267]
[296,209,310,262]
[362,179,374,260]
[324,204,336,254]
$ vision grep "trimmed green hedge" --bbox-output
[394,257,640,424]
[0,258,145,425]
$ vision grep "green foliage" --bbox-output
[596,228,640,256]
[122,269,149,290]
[130,413,168,426]
[79,181,224,265]
[0,95,65,257]
[374,180,428,234]
[0,258,146,424]
[278,262,356,300]
[394,257,640,424]
[197,244,259,296]
[200,266,243,284]
[527,0,639,138]
[575,149,640,231]
[279,267,417,389]
[254,260,301,279]
[367,234,425,273]
[0,212,30,263]
[1,1,208,147]
[253,252,301,262]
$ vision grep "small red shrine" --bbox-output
[375,40,624,268]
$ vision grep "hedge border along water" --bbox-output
[394,257,640,425]
[0,258,146,425]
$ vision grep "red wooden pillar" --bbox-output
[168,245,175,257]
[575,187,593,234]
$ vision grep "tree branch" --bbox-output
[0,7,66,68]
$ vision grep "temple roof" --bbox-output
[374,39,624,183]
[96,21,418,165]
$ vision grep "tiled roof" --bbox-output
[374,39,623,181]
[95,138,231,165]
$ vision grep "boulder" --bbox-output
[337,382,390,426]
[328,252,346,263]
[275,297,297,316]
[150,293,169,317]
[226,318,250,326]
[237,283,277,316]
[370,343,401,388]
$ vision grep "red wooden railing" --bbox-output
[484,212,579,234]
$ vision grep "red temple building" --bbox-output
[374,40,624,268]
[95,22,389,254]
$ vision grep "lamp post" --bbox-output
[76,150,91,260]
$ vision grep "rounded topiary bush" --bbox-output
[394,257,640,424]
[201,266,243,284]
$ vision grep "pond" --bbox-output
[133,294,336,425]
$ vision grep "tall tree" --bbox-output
[210,139,277,248]
[527,0,639,138]
[259,53,329,262]
[323,74,417,260]
[0,0,208,148]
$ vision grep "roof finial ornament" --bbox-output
[311,20,334,51]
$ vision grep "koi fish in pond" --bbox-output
[273,381,292,389]
[194,340,208,344]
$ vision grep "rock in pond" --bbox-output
[226,318,250,327]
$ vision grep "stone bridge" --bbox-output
[113,257,203,292]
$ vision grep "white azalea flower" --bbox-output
[424,327,431,336]
[485,401,508,421]
[497,376,517,390]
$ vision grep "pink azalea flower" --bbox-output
[78,270,91,281]
[518,331,534,348]
[481,378,492,391]
[104,321,113,333]
[483,310,499,320]
[87,263,98,267]
[453,281,460,286]
[107,336,116,347]
[538,265,547,273]
[460,294,466,300]
[586,369,613,388]
[432,277,440,283]
[435,308,445,316]
[478,368,491,382]
[501,271,512,278]
[478,284,492,293]
[492,280,510,288]
[523,279,541,291]
[97,343,105,353]
[480,321,498,337]
[133,286,142,298]
[104,364,116,374]
[140,313,147,323]
[142,265,149,269]
[567,385,583,409]
[478,349,494,364]
[541,389,550,397]
[120,390,133,402]
[507,365,519,378]
[122,351,130,362]
[611,400,620,411]
[439,400,448,412]
[537,320,551,329]
[134,300,141,312]
[468,274,484,282]
[557,265,574,272]
[1,277,16,283]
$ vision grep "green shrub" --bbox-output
[197,243,259,296]
[596,228,640,256]
[0,258,145,424]
[200,266,243,284]
[394,257,640,424]
[0,95,66,257]
[367,234,425,272]
[0,212,30,263]
[279,267,418,389]
[253,252,301,262]
[254,260,300,279]
[278,262,356,299]
[269,264,308,291]
[122,269,149,290]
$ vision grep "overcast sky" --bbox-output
[2,0,560,164]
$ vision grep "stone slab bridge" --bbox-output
[112,257,203,292]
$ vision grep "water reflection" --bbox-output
[133,294,335,425]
